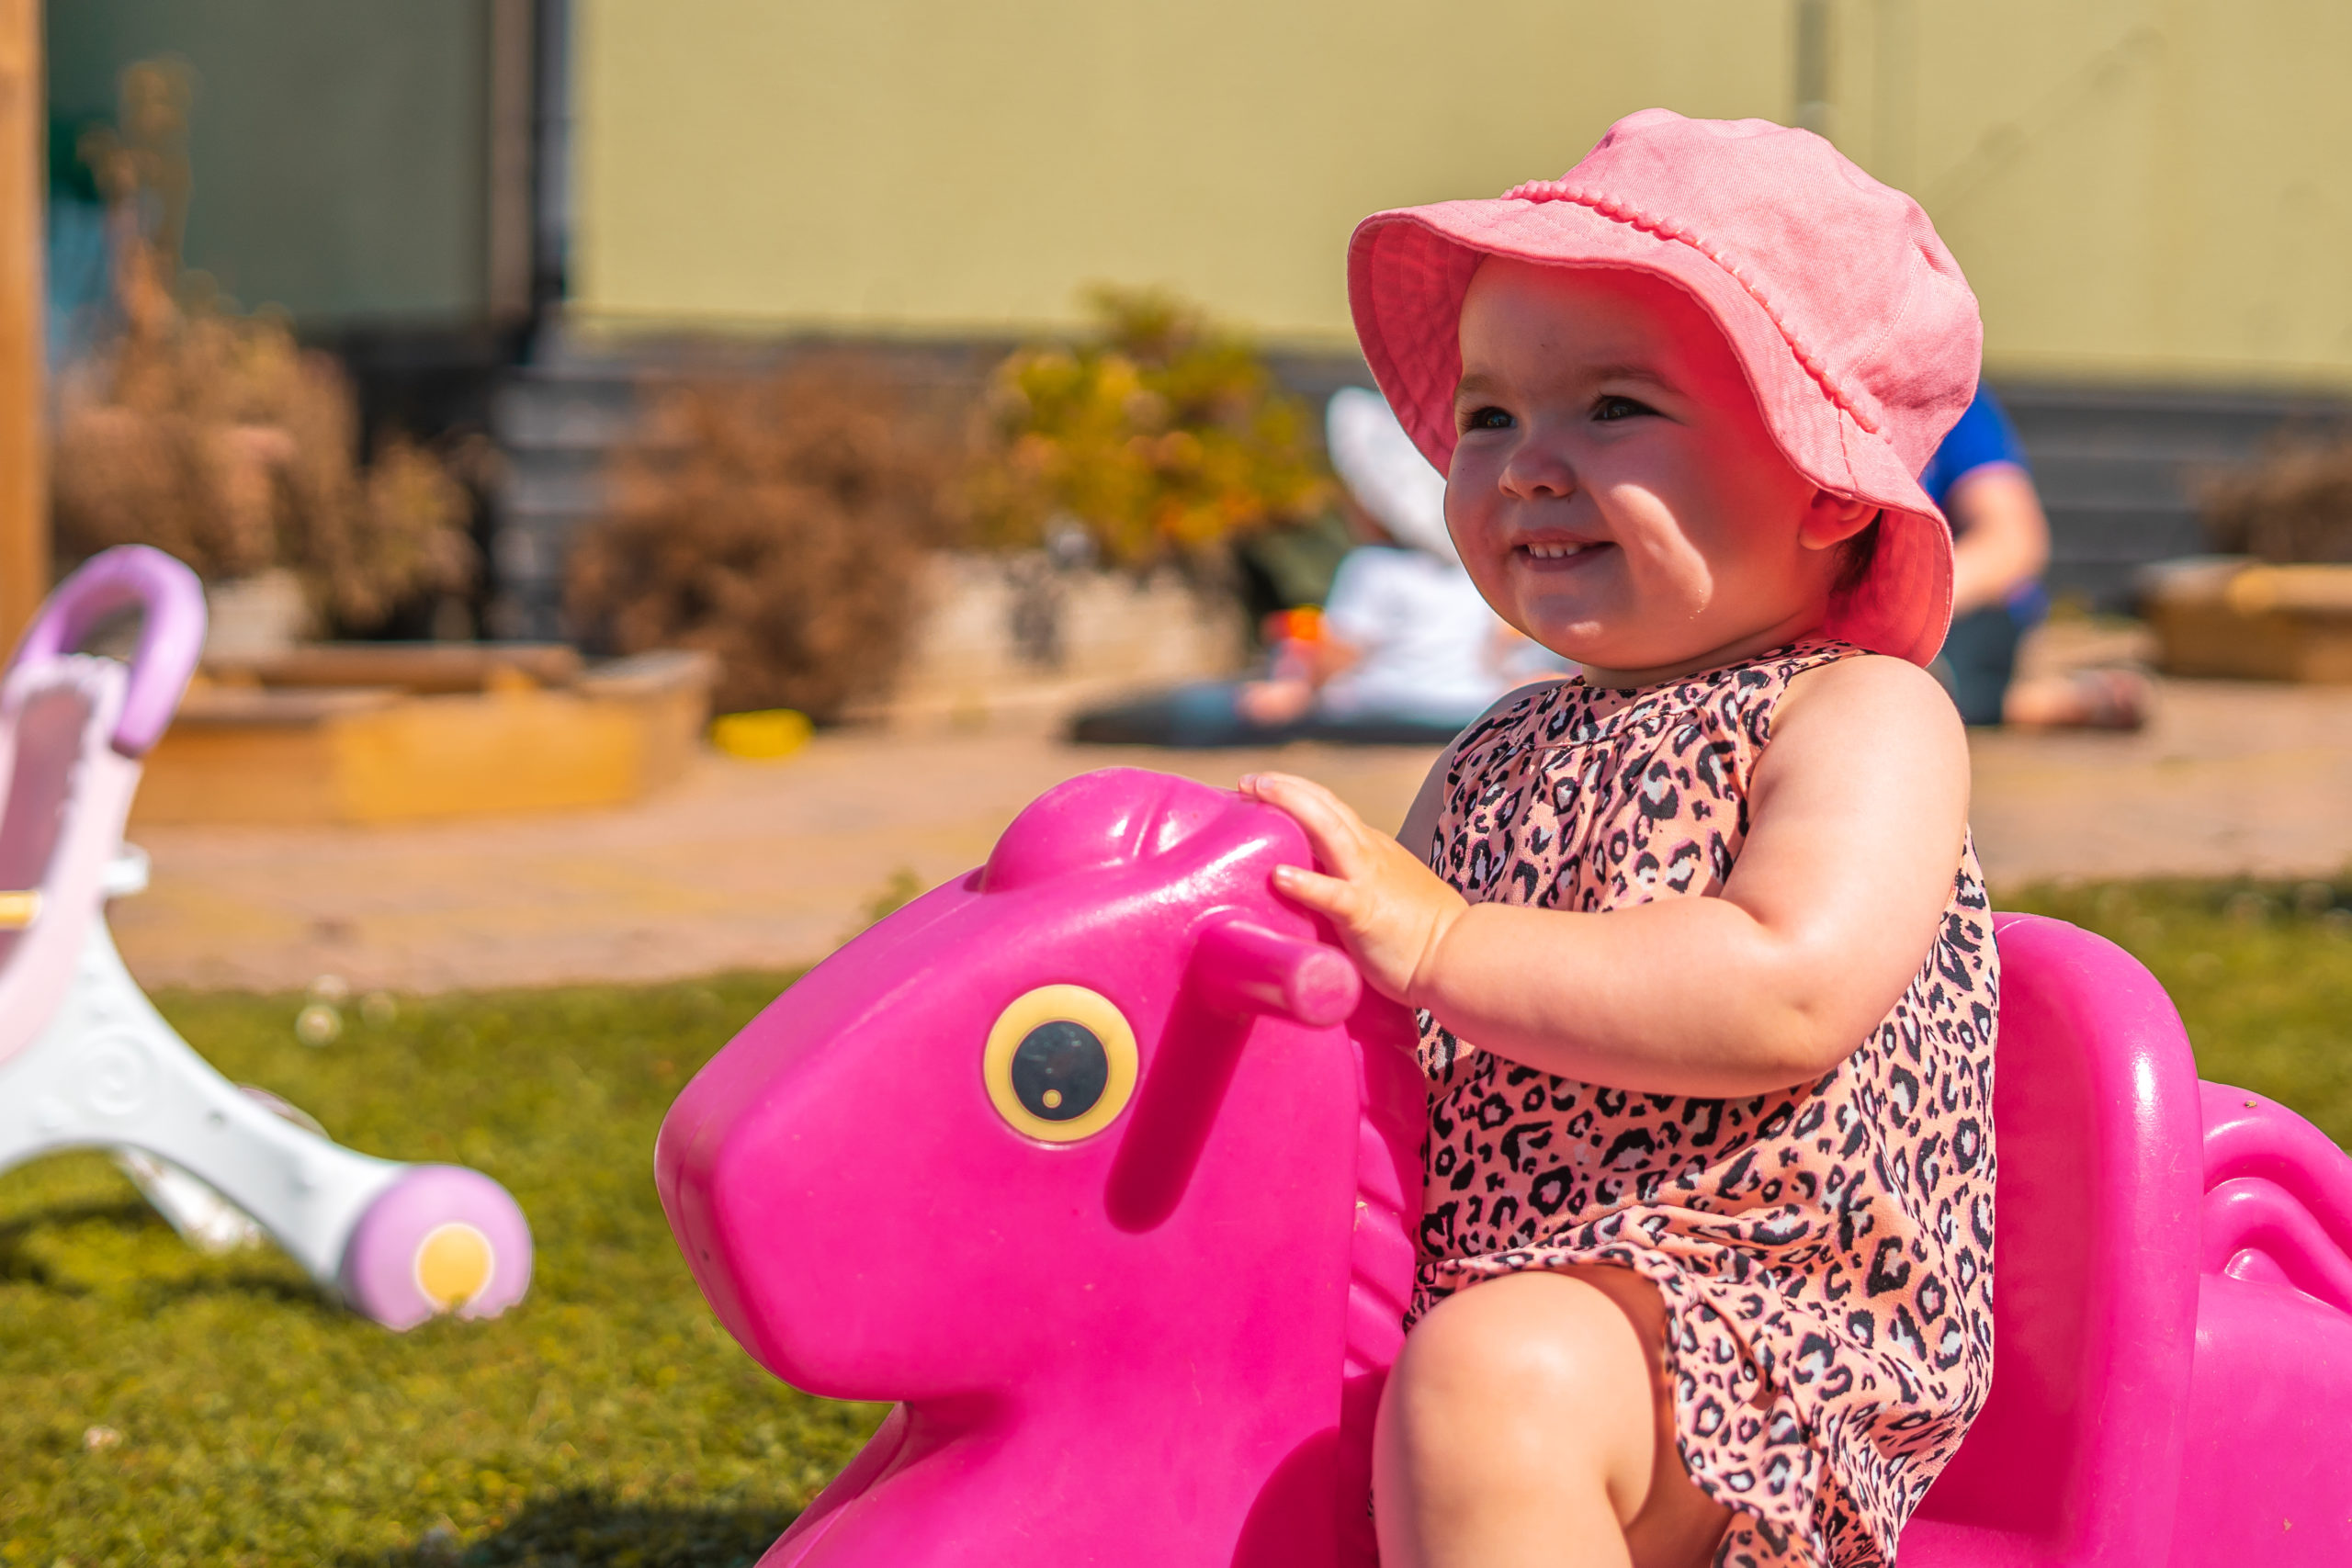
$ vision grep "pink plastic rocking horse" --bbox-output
[658,767,2352,1567]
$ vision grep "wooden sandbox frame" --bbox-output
[134,644,715,825]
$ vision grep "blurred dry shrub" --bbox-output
[52,56,476,634]
[968,288,1329,569]
[566,357,959,720]
[53,313,478,631]
[2201,434,2352,564]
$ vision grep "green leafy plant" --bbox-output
[969,288,1329,569]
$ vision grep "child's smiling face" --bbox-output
[1447,258,1875,686]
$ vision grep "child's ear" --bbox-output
[1796,490,1879,551]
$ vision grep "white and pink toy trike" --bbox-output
[0,546,531,1330]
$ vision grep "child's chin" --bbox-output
[1521,622,1617,669]
[1526,603,1689,669]
[1511,595,1616,654]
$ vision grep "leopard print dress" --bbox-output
[1412,640,1996,1568]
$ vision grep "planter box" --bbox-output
[860,553,1250,730]
[135,645,715,825]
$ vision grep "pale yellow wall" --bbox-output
[571,0,1788,346]
[1831,0,2352,388]
[574,0,2352,388]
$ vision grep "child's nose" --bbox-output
[1498,439,1577,500]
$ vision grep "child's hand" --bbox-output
[1238,772,1466,1006]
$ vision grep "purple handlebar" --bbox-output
[10,546,207,756]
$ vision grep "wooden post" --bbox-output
[0,0,41,650]
[1793,0,1835,140]
[486,0,537,326]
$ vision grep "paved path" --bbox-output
[111,732,1435,993]
[111,669,2352,994]
[1968,677,2352,887]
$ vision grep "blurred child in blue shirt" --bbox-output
[1926,388,2147,728]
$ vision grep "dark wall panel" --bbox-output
[50,0,490,326]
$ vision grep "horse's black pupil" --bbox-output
[1011,1021,1108,1122]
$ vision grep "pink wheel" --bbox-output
[337,1166,533,1330]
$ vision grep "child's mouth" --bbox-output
[1517,540,1610,567]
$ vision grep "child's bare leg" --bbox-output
[1374,1267,1732,1568]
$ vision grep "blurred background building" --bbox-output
[46,0,2352,634]
[49,0,554,427]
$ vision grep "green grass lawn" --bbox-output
[5,879,2351,1565]
[0,972,883,1567]
[2003,875,2352,1143]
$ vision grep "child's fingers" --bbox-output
[1270,862,1359,923]
[1239,771,1335,815]
[1240,772,1372,871]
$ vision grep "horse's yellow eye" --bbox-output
[984,985,1138,1143]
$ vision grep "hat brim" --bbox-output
[1350,200,1958,668]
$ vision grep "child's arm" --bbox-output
[1243,656,1969,1098]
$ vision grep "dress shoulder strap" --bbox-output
[1708,637,1871,743]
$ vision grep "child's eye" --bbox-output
[1593,395,1657,423]
[1460,405,1513,432]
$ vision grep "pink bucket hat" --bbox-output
[1348,108,1981,666]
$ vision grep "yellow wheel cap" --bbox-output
[414,1223,493,1310]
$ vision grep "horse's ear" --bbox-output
[1191,915,1362,1027]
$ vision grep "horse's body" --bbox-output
[657,769,1422,1567]
[661,767,2352,1567]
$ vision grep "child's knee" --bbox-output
[1383,1272,1657,1507]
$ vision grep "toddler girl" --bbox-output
[1244,110,1996,1568]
